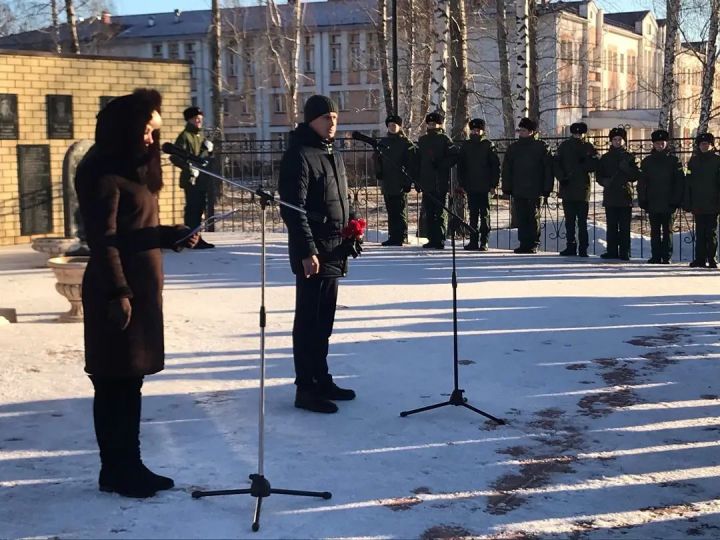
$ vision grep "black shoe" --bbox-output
[559,246,577,256]
[295,389,338,414]
[600,252,617,259]
[514,246,536,254]
[99,465,158,498]
[479,242,489,252]
[139,463,174,491]
[689,259,707,268]
[709,259,718,268]
[647,257,661,264]
[619,254,630,261]
[578,248,589,257]
[316,382,356,401]
[661,258,670,264]
[194,238,215,250]
[463,242,479,251]
[423,241,444,249]
[382,239,402,246]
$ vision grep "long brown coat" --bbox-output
[75,149,185,377]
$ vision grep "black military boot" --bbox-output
[479,238,489,251]
[578,247,588,257]
[295,388,338,414]
[559,243,577,256]
[464,242,479,251]
[689,259,706,268]
[708,259,718,268]
[647,256,661,264]
[600,252,617,259]
[316,379,356,401]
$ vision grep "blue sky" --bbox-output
[113,0,654,16]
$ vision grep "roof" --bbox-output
[603,11,652,34]
[0,0,377,50]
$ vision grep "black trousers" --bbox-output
[90,376,143,468]
[384,193,408,242]
[183,185,209,229]
[514,197,541,248]
[649,212,674,261]
[467,192,491,244]
[421,191,447,244]
[293,275,339,390]
[562,200,589,249]
[695,213,719,263]
[605,206,632,257]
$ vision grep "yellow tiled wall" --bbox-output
[0,50,192,246]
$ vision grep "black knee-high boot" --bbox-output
[91,376,161,498]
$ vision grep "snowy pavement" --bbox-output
[1,233,720,539]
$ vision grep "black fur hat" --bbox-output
[651,129,669,142]
[385,115,403,126]
[518,117,537,131]
[570,122,588,135]
[425,111,444,124]
[609,127,627,141]
[183,106,202,121]
[469,118,486,130]
[696,132,715,145]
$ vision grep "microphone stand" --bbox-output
[177,161,332,532]
[357,138,504,424]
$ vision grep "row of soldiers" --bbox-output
[374,113,720,267]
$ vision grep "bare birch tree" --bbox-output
[64,0,79,52]
[448,0,468,139]
[494,0,514,137]
[659,0,681,131]
[211,0,224,138]
[264,0,303,127]
[50,0,60,52]
[377,0,394,116]
[698,0,720,133]
[430,0,450,119]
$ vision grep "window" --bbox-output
[589,87,600,108]
[273,94,286,114]
[226,51,237,77]
[329,90,348,111]
[152,43,163,59]
[349,33,362,70]
[168,42,179,59]
[185,42,196,80]
[240,94,255,115]
[330,34,342,72]
[304,36,315,73]
[244,48,255,77]
[560,82,572,105]
[627,55,636,76]
[365,89,379,110]
[366,35,378,70]
[619,53,624,73]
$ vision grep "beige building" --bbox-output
[0,50,190,246]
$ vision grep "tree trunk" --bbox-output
[495,0,514,137]
[528,0,539,122]
[659,0,681,131]
[514,0,530,122]
[378,0,394,117]
[211,0,224,139]
[64,0,80,53]
[287,0,302,127]
[449,0,468,139]
[403,0,416,134]
[698,0,719,134]
[430,0,450,119]
[51,0,61,53]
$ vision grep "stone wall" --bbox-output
[0,50,191,246]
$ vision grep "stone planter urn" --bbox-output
[32,237,78,260]
[47,256,89,322]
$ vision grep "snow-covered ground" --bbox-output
[1,233,719,539]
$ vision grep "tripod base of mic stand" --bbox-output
[400,388,505,425]
[192,474,332,532]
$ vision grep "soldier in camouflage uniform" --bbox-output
[554,122,599,257]
[374,115,416,246]
[501,117,554,254]
[456,118,500,251]
[637,129,685,264]
[414,112,459,249]
[684,132,720,268]
[596,127,640,260]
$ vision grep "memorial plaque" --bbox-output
[0,93,18,139]
[47,95,73,139]
[17,145,53,235]
[99,95,116,111]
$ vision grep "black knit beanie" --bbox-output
[304,95,338,124]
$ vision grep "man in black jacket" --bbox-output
[502,117,554,253]
[555,122,598,257]
[375,115,415,246]
[457,118,500,250]
[278,95,357,414]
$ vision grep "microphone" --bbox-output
[351,131,379,147]
[162,142,209,167]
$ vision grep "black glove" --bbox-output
[344,237,363,258]
[403,184,412,193]
[414,183,423,193]
[543,191,552,198]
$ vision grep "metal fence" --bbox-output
[209,136,715,261]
